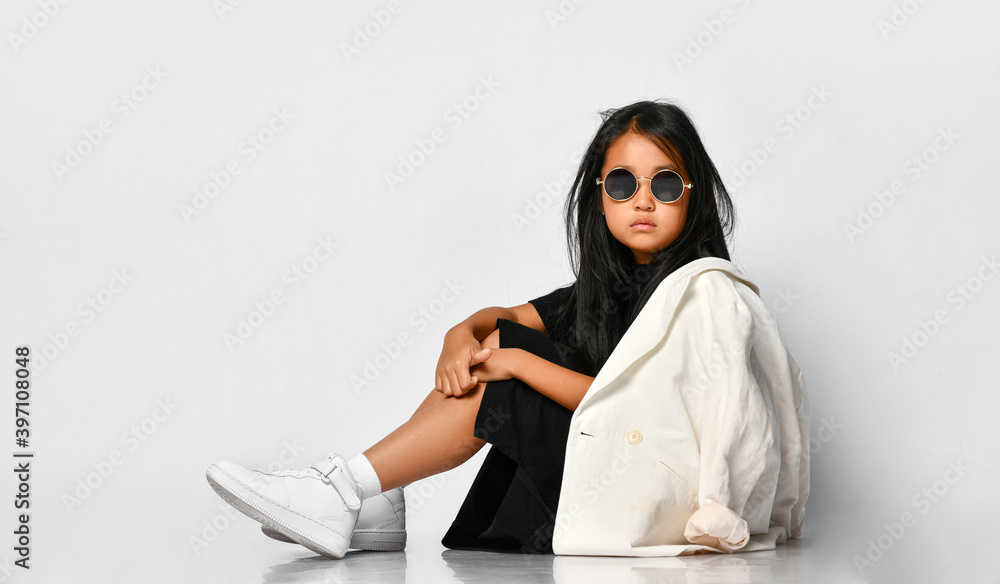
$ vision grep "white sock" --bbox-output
[347,454,382,499]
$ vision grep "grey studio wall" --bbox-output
[1,1,996,583]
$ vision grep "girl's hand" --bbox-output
[466,347,518,388]
[435,327,484,397]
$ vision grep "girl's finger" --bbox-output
[455,365,473,392]
[469,348,491,366]
[447,370,462,398]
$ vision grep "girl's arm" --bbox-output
[449,306,516,341]
[439,304,543,396]
[509,349,594,412]
[449,303,544,341]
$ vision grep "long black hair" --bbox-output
[547,99,736,377]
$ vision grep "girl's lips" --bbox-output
[631,223,655,230]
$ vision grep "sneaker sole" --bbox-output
[205,463,351,559]
[262,525,406,551]
[350,529,406,552]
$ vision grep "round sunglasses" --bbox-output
[596,167,692,204]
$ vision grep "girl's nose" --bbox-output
[633,180,655,209]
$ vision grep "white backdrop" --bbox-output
[2,1,997,583]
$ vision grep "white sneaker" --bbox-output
[261,486,406,551]
[206,452,361,559]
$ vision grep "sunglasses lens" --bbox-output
[603,168,636,201]
[651,171,685,203]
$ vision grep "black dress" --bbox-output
[441,260,661,554]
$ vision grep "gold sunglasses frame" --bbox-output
[596,167,692,204]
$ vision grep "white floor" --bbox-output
[186,528,861,584]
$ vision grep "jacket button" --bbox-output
[626,430,642,445]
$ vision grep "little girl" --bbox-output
[207,99,744,558]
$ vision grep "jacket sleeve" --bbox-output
[682,300,774,552]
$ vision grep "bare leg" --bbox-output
[409,387,447,419]
[364,328,501,491]
[363,386,487,491]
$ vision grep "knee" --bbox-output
[452,380,488,402]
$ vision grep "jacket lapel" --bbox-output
[575,257,760,411]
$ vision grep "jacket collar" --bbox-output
[577,257,759,410]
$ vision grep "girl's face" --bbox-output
[599,131,690,264]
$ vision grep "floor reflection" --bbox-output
[441,549,555,583]
[439,542,812,584]
[253,537,852,584]
[263,550,407,584]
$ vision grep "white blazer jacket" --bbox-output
[552,257,810,556]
